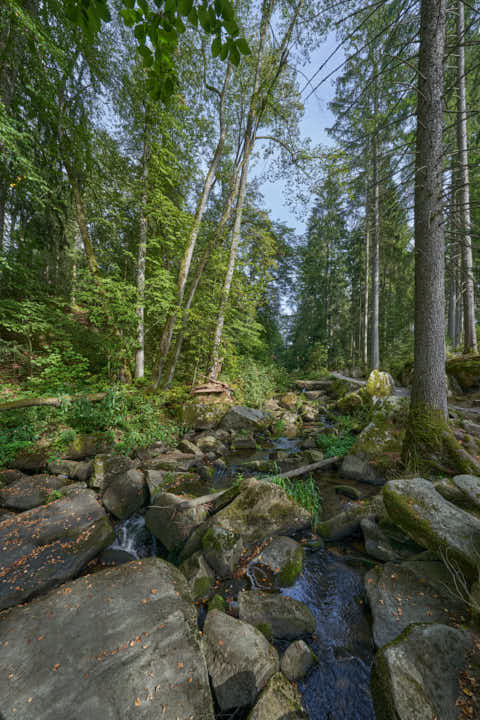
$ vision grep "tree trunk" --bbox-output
[403,0,449,469]
[448,265,456,345]
[363,191,370,368]
[370,136,380,370]
[153,64,232,388]
[135,113,150,379]
[162,165,242,388]
[457,0,477,353]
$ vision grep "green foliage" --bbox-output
[267,474,322,519]
[0,389,180,466]
[316,431,356,459]
[221,357,290,408]
[45,489,63,503]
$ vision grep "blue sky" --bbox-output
[255,36,342,235]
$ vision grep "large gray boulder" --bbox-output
[371,624,472,720]
[365,561,466,648]
[102,468,148,519]
[0,558,214,720]
[89,454,133,493]
[146,491,207,551]
[383,477,480,578]
[452,474,480,510]
[220,405,271,432]
[212,478,311,545]
[0,473,71,511]
[203,609,279,711]
[47,459,92,482]
[361,517,423,563]
[247,672,308,719]
[0,488,114,610]
[201,523,243,578]
[146,451,201,472]
[238,590,315,641]
[340,454,385,486]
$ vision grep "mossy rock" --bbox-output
[208,594,227,612]
[182,400,230,431]
[247,672,308,719]
[180,551,215,601]
[252,536,304,588]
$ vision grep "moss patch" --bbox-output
[276,545,304,587]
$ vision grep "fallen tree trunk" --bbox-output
[0,392,107,411]
[271,456,341,480]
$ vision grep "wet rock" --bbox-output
[0,488,114,609]
[361,517,422,563]
[365,561,466,648]
[220,405,271,433]
[252,536,304,588]
[89,454,133,493]
[238,591,315,641]
[180,551,215,600]
[383,476,480,579]
[203,609,279,711]
[212,478,311,546]
[0,558,214,720]
[0,473,71,511]
[146,492,207,551]
[371,623,472,720]
[335,484,362,500]
[47,459,92,482]
[317,494,384,541]
[202,524,243,578]
[248,672,308,719]
[280,640,317,682]
[102,468,148,520]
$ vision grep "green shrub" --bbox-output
[267,473,322,518]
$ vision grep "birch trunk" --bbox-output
[457,0,477,353]
[135,114,150,379]
[153,64,232,388]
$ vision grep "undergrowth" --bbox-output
[0,388,180,466]
[268,473,322,519]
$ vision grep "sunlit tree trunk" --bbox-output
[135,112,150,379]
[456,0,477,353]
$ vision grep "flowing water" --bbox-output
[105,437,376,719]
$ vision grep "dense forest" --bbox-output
[2,1,480,719]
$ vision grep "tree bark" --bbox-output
[363,180,370,367]
[456,0,477,353]
[153,64,232,388]
[407,0,448,423]
[135,111,150,379]
[370,125,380,370]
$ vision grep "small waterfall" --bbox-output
[103,514,157,563]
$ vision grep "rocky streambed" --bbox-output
[1,378,480,719]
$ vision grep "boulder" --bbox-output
[145,468,168,498]
[202,609,279,711]
[452,474,480,510]
[0,488,114,610]
[341,454,385,486]
[335,484,362,500]
[12,448,48,473]
[238,591,315,640]
[280,640,317,682]
[47,459,92,482]
[0,473,72,511]
[383,476,480,578]
[366,369,395,398]
[146,491,207,551]
[220,405,271,433]
[147,451,200,472]
[247,672,308,719]
[251,536,304,588]
[279,392,300,413]
[365,561,466,648]
[0,558,214,720]
[89,454,133,493]
[273,411,301,438]
[182,400,230,430]
[180,550,215,600]
[63,432,111,460]
[0,469,23,487]
[194,433,227,454]
[300,403,317,423]
[316,493,384,541]
[102,468,148,519]
[178,438,204,456]
[212,478,311,546]
[361,517,423,563]
[231,433,257,451]
[371,624,472,720]
[201,524,243,578]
